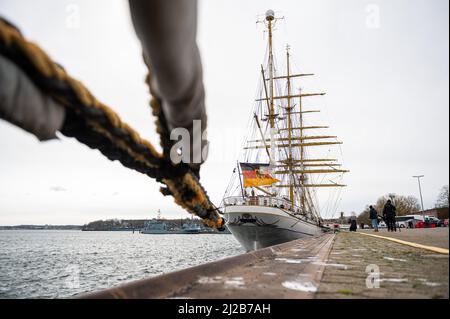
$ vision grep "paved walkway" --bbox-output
[361,228,449,249]
[316,232,449,299]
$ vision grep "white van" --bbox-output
[395,216,413,228]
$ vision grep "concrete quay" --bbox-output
[316,230,448,299]
[80,228,449,299]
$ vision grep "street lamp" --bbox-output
[412,175,425,217]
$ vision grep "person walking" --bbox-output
[383,199,397,232]
[369,205,379,232]
[349,216,357,232]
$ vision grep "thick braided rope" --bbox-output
[148,82,220,228]
[0,18,223,229]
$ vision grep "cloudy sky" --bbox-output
[0,0,448,225]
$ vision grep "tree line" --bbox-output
[81,218,203,231]
[358,185,449,225]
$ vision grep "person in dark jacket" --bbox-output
[383,199,397,232]
[349,216,357,232]
[369,205,379,232]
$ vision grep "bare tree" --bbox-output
[357,206,371,225]
[435,185,449,208]
[360,193,421,220]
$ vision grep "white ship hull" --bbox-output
[224,205,323,251]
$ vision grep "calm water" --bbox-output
[0,230,244,299]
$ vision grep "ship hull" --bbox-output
[224,205,322,251]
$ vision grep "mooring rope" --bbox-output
[0,18,224,229]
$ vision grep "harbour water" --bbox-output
[0,230,244,299]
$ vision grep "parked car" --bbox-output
[415,220,425,228]
[394,215,446,229]
[425,216,443,227]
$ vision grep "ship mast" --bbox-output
[243,9,349,220]
[286,46,294,204]
[266,10,276,167]
[298,88,306,212]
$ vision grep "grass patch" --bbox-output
[337,289,353,295]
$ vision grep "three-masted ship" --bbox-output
[222,10,349,251]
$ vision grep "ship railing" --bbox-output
[222,196,305,215]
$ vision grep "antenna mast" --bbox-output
[265,10,277,168]
[266,10,275,129]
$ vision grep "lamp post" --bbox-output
[412,175,425,218]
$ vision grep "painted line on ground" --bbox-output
[356,232,449,255]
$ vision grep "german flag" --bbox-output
[240,163,279,188]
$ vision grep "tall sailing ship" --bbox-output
[222,10,349,251]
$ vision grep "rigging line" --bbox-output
[332,176,344,214]
[242,100,261,163]
[326,188,337,220]
[330,187,340,218]
[222,166,238,200]
[331,190,343,220]
[328,191,338,220]
[324,186,334,218]
[308,186,319,214]
[306,188,320,221]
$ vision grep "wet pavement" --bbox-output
[360,228,449,249]
[82,228,449,299]
[316,231,449,299]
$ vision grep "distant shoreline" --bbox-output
[0,226,82,230]
[0,218,219,232]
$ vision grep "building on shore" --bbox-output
[322,212,354,226]
[418,207,449,220]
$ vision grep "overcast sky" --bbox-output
[0,0,448,225]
